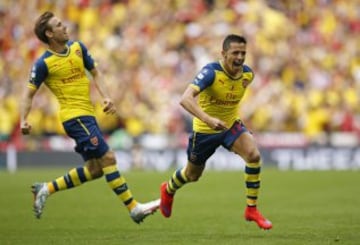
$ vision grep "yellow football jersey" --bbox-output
[28,41,96,122]
[190,61,254,133]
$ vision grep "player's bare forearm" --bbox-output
[179,87,210,123]
[20,88,36,121]
[182,102,227,130]
[180,95,208,123]
[95,80,116,115]
[90,68,111,99]
[20,103,32,122]
[90,68,118,115]
[180,86,227,130]
[20,87,36,134]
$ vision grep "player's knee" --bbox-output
[88,165,103,179]
[246,149,261,163]
[86,160,104,179]
[100,151,117,167]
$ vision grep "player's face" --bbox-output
[46,16,69,44]
[222,42,246,76]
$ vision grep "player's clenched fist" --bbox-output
[103,98,116,115]
[21,121,32,135]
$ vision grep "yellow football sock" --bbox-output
[244,162,261,206]
[103,165,137,211]
[47,166,92,194]
[167,168,189,194]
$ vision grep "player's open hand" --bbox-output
[103,98,116,115]
[21,121,32,135]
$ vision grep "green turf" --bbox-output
[0,168,359,245]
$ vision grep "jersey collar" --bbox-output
[219,60,243,80]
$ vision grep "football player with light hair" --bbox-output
[21,11,159,223]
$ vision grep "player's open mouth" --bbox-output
[233,60,242,67]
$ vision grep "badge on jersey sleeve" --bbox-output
[90,136,99,146]
[30,65,36,83]
[194,68,209,85]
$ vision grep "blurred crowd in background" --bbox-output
[0,0,359,150]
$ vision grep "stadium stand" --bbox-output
[0,0,359,151]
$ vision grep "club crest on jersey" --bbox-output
[75,49,82,57]
[90,136,98,146]
[242,79,250,88]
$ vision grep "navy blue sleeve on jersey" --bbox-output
[29,58,48,88]
[78,41,95,71]
[243,65,254,77]
[192,66,215,91]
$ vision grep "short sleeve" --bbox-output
[29,59,48,89]
[191,66,215,92]
[78,41,95,71]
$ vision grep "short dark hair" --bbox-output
[222,34,247,51]
[34,11,54,44]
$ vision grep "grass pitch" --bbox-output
[0,168,359,245]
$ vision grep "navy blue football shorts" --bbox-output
[186,120,248,165]
[63,116,109,161]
